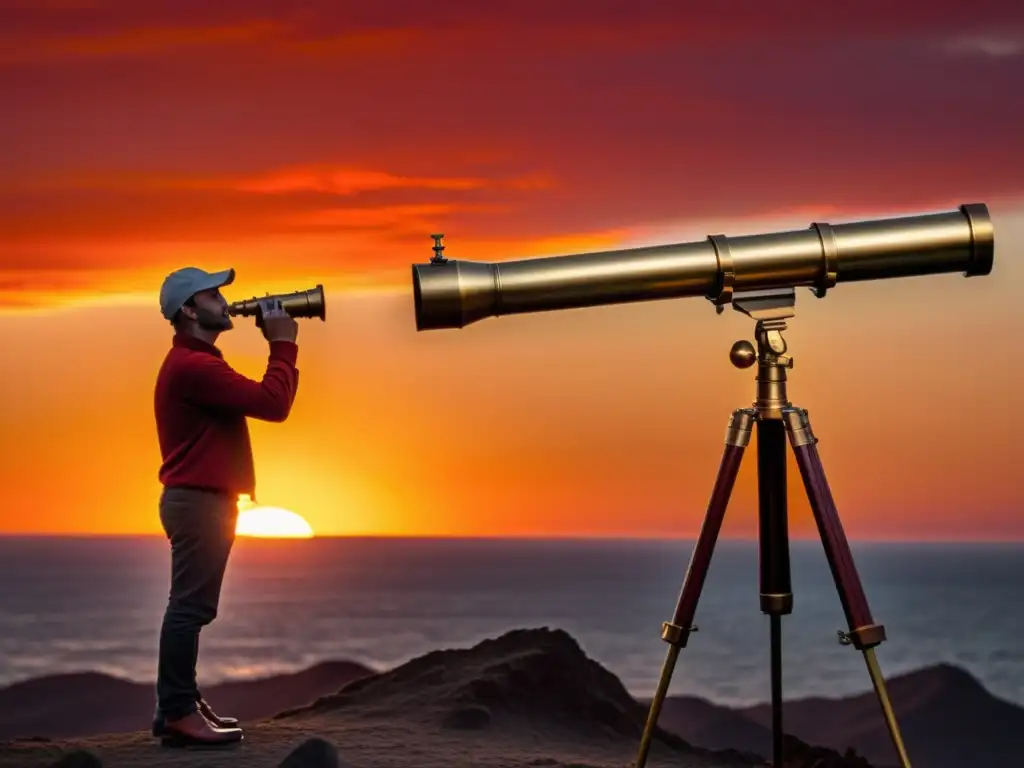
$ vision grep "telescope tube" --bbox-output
[411,203,993,331]
[228,285,326,321]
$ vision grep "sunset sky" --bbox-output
[2,1,1023,539]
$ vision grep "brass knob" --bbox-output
[730,340,756,369]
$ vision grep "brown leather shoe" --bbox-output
[198,698,239,727]
[159,710,243,749]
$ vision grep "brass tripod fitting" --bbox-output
[782,407,816,447]
[838,623,888,650]
[661,620,697,647]
[725,408,756,447]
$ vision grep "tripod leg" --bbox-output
[782,407,913,768]
[756,417,793,768]
[633,408,754,768]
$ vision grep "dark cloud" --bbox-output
[0,0,1021,301]
[3,0,1022,44]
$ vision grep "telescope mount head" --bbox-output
[730,286,796,325]
[729,287,797,420]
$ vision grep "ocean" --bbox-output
[0,536,1021,709]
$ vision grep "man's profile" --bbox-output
[151,266,300,747]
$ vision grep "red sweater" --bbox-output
[154,333,300,499]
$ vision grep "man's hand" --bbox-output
[259,299,299,343]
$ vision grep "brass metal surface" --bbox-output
[864,648,914,768]
[634,643,681,768]
[727,289,797,420]
[782,407,817,447]
[838,623,888,650]
[729,340,757,369]
[751,325,792,420]
[759,592,794,614]
[411,204,993,330]
[724,409,756,447]
[228,285,326,320]
[660,621,690,646]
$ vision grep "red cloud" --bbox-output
[2,0,1022,311]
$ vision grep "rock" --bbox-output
[442,705,492,729]
[781,734,874,767]
[278,736,346,768]
[48,750,103,768]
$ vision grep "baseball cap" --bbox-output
[159,266,236,321]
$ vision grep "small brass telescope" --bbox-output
[227,285,326,321]
[409,204,996,768]
[411,204,992,329]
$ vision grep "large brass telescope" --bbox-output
[411,204,993,330]
[227,285,326,321]
[409,203,995,768]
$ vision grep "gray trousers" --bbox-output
[155,486,238,721]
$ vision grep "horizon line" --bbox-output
[0,532,1019,545]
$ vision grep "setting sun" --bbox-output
[235,495,315,539]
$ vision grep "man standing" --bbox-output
[151,267,299,747]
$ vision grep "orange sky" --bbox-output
[3,2,1024,539]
